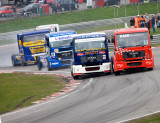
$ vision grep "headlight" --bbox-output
[51,52,55,58]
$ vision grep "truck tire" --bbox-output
[21,56,27,66]
[71,70,79,80]
[115,71,120,75]
[37,56,42,70]
[111,56,114,73]
[73,75,79,80]
[47,59,52,71]
[1,13,5,17]
[148,68,153,71]
[11,55,17,67]
[22,61,27,66]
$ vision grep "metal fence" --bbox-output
[1,0,160,20]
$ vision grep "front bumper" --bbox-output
[48,59,71,68]
[114,58,154,72]
[72,62,111,75]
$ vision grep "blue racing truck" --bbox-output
[11,30,50,66]
[71,32,111,79]
[37,30,77,71]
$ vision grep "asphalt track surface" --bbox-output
[1,44,160,123]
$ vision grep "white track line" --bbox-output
[0,116,1,123]
[118,110,160,123]
[0,78,93,118]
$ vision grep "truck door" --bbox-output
[18,35,24,55]
[45,36,50,55]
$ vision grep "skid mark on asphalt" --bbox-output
[0,43,17,48]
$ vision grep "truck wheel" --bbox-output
[11,55,16,67]
[1,13,4,17]
[47,59,52,71]
[111,56,114,73]
[38,61,42,70]
[22,61,27,66]
[61,7,64,11]
[37,57,42,70]
[71,70,79,80]
[148,68,153,71]
[115,71,120,75]
[73,76,79,80]
[21,56,27,66]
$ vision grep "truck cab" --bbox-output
[112,28,154,75]
[11,30,50,66]
[35,24,59,32]
[37,30,77,71]
[71,32,111,79]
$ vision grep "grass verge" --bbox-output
[0,73,66,114]
[129,112,160,123]
[76,24,124,34]
[1,2,160,33]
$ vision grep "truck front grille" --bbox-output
[56,51,72,59]
[85,67,100,71]
[61,60,71,65]
[81,55,103,64]
[127,62,142,67]
[123,51,145,58]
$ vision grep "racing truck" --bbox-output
[112,28,154,75]
[71,32,111,79]
[37,30,77,71]
[11,30,50,66]
[35,24,59,32]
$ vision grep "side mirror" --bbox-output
[107,38,110,43]
[111,38,115,44]
[150,35,153,40]
[70,42,73,46]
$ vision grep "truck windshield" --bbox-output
[51,39,72,48]
[75,37,106,52]
[23,34,45,42]
[116,32,149,48]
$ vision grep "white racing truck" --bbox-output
[35,24,59,32]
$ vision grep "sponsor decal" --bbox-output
[52,62,59,65]
[54,49,59,52]
[120,34,129,38]
[23,40,45,47]
[85,51,99,55]
[55,36,72,41]
[76,34,104,39]
[29,46,45,54]
[76,48,106,53]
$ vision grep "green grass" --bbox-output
[129,112,160,123]
[151,43,160,47]
[1,2,160,33]
[0,73,65,114]
[76,24,124,34]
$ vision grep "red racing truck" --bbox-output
[112,28,154,75]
